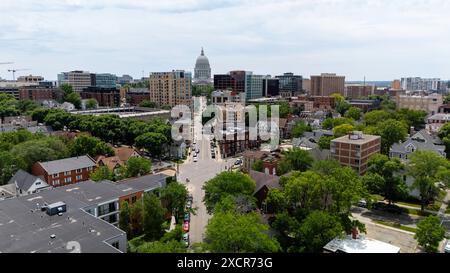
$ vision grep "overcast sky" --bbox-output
[1,0,450,81]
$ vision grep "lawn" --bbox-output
[373,220,417,233]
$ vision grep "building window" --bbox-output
[52,173,59,178]
[111,241,120,249]
[64,177,72,183]
[132,196,137,204]
[76,169,82,173]
[65,171,71,176]
[76,175,82,181]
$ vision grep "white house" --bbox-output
[7,170,50,196]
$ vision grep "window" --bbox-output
[132,196,137,204]
[64,171,71,176]
[76,169,82,173]
[111,241,119,249]
[88,166,93,171]
[64,177,72,183]
[52,173,59,178]
[76,175,82,181]
[35,182,41,185]
[53,180,60,186]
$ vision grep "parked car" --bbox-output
[182,233,189,247]
[184,212,190,222]
[193,156,198,162]
[211,152,215,159]
[445,240,450,253]
[234,159,243,165]
[186,200,192,209]
[183,221,190,232]
[357,199,367,208]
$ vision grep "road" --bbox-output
[177,97,236,245]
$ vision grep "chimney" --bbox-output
[410,126,414,136]
[351,227,359,239]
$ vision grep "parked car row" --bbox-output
[182,194,194,248]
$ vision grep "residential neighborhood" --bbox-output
[1,0,450,259]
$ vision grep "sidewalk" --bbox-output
[438,190,450,216]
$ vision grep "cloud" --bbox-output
[0,0,449,80]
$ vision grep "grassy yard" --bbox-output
[373,220,417,233]
[404,208,432,217]
[396,201,441,212]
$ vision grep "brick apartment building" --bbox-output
[149,70,192,107]
[310,73,345,97]
[80,87,121,107]
[345,84,374,99]
[330,131,381,175]
[19,85,58,101]
[32,155,97,187]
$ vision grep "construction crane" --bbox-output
[7,68,30,81]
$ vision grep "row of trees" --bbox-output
[119,181,190,253]
[31,107,172,158]
[0,130,120,185]
[0,93,39,119]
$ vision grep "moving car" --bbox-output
[183,221,190,232]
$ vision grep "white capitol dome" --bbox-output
[194,47,212,84]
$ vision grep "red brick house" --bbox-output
[32,155,97,187]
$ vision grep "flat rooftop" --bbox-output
[332,133,380,145]
[324,235,401,253]
[0,174,168,253]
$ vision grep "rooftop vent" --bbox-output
[46,201,66,216]
[50,234,56,239]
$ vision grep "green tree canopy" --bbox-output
[251,159,264,172]
[90,166,115,182]
[69,135,114,158]
[135,132,168,158]
[160,181,188,222]
[203,210,281,253]
[414,216,446,253]
[142,192,167,241]
[203,172,256,214]
[123,157,152,178]
[344,106,361,120]
[291,120,311,138]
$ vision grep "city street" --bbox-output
[177,97,237,245]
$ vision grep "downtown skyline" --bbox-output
[1,0,450,81]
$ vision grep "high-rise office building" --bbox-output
[245,73,263,100]
[262,77,280,97]
[400,77,441,91]
[57,71,93,92]
[94,73,118,88]
[214,70,247,93]
[149,70,192,107]
[310,73,345,97]
[276,73,303,97]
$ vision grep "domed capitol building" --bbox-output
[193,47,212,85]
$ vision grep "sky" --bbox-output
[1,0,450,81]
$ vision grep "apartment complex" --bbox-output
[400,77,444,92]
[58,71,93,92]
[80,87,121,107]
[310,73,345,96]
[395,93,443,115]
[19,85,58,101]
[32,155,96,187]
[345,84,374,99]
[149,70,192,107]
[330,131,381,175]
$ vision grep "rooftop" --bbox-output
[332,132,380,145]
[323,235,401,253]
[38,155,96,175]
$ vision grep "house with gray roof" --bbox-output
[7,170,50,196]
[389,130,446,161]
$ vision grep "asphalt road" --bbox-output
[177,97,236,245]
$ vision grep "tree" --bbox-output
[318,136,334,150]
[65,91,82,109]
[296,211,343,253]
[276,159,293,176]
[119,201,131,238]
[373,119,408,154]
[203,172,256,214]
[438,123,450,159]
[344,107,361,120]
[364,154,407,204]
[160,181,188,222]
[282,148,313,172]
[332,124,354,137]
[90,166,115,182]
[129,200,144,238]
[408,151,450,211]
[0,93,19,118]
[16,99,38,113]
[85,98,97,109]
[291,120,311,138]
[139,100,157,108]
[414,216,446,253]
[321,117,354,130]
[136,240,186,253]
[69,135,114,158]
[266,188,287,213]
[363,110,392,126]
[123,157,152,178]
[204,210,281,253]
[0,151,27,185]
[135,132,168,159]
[251,160,264,172]
[395,109,427,129]
[142,192,167,240]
